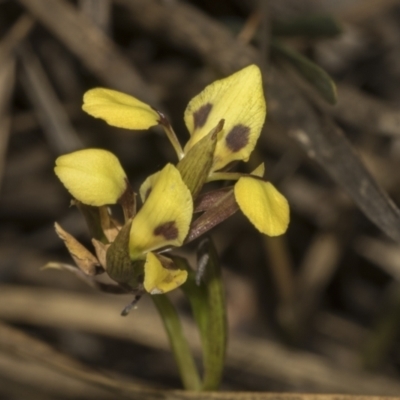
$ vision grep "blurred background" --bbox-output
[3,0,400,398]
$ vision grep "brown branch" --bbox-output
[18,0,158,104]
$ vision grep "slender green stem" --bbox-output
[156,111,184,160]
[178,236,227,391]
[198,238,227,390]
[151,294,201,391]
[179,258,209,347]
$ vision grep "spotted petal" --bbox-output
[55,149,127,206]
[82,88,159,130]
[234,177,289,236]
[129,164,193,259]
[139,169,161,203]
[184,65,266,172]
[143,252,188,294]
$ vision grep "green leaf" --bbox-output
[151,294,201,391]
[75,202,108,243]
[272,14,342,38]
[271,38,337,105]
[106,220,143,287]
[177,120,222,199]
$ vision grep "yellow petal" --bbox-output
[184,65,266,171]
[55,149,127,206]
[234,177,289,236]
[129,164,193,259]
[139,169,161,203]
[82,88,159,130]
[144,252,188,294]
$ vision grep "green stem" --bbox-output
[151,294,201,391]
[178,237,227,391]
[199,238,227,390]
[156,111,184,160]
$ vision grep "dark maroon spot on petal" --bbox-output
[159,256,177,270]
[225,124,250,152]
[153,221,178,240]
[193,103,213,129]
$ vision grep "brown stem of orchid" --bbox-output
[186,189,239,244]
[207,171,243,182]
[155,110,185,160]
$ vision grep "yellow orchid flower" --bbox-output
[54,149,128,206]
[80,65,289,237]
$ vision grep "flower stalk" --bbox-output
[152,294,202,391]
[156,110,185,160]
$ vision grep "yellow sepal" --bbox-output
[234,177,289,236]
[55,149,127,206]
[143,252,188,294]
[184,65,266,171]
[129,164,193,259]
[139,169,161,203]
[82,88,159,130]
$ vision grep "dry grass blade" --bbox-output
[18,0,157,104]
[115,0,259,75]
[354,236,400,279]
[0,14,35,60]
[0,322,158,400]
[338,0,400,23]
[293,233,342,334]
[332,84,400,137]
[18,42,83,154]
[0,15,34,192]
[2,318,400,400]
[1,286,400,395]
[0,57,15,193]
[79,0,112,33]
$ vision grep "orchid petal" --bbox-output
[129,164,193,259]
[234,177,289,236]
[144,252,187,294]
[82,88,159,130]
[55,149,127,206]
